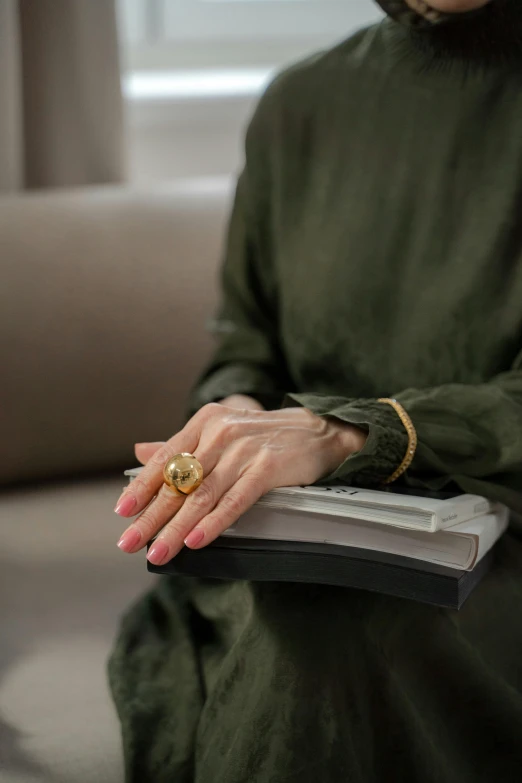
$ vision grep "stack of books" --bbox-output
[126,469,508,609]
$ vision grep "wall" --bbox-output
[126,90,259,182]
[122,2,384,183]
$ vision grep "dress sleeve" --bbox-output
[188,85,292,415]
[284,352,522,512]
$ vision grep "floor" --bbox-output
[0,476,155,783]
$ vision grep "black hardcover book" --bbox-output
[147,537,494,610]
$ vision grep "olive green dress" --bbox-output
[109,4,522,781]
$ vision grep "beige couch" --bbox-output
[0,179,232,783]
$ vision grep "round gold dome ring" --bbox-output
[163,453,204,496]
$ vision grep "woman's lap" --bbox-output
[108,530,522,783]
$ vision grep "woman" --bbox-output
[109,1,522,781]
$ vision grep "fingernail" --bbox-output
[117,526,141,552]
[114,493,137,516]
[184,528,205,549]
[147,540,170,565]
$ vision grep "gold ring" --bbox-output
[163,453,204,496]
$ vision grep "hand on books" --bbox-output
[115,401,367,566]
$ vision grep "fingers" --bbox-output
[145,445,246,563]
[117,483,186,555]
[114,403,253,519]
[116,427,229,554]
[135,441,166,465]
[115,431,198,518]
[184,472,266,549]
[116,403,280,561]
[146,453,268,566]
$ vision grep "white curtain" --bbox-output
[0,0,125,191]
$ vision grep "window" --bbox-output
[119,1,383,181]
[118,0,383,71]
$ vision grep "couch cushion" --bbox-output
[0,476,155,782]
[0,179,232,485]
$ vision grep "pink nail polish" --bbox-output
[117,527,141,552]
[184,528,205,549]
[114,494,137,516]
[147,540,170,565]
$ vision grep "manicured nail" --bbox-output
[114,493,137,516]
[147,540,170,565]
[117,527,141,552]
[184,528,205,549]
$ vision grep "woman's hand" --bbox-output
[218,394,265,412]
[115,402,367,566]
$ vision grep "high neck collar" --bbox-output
[387,0,522,69]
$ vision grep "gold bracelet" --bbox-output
[377,398,418,484]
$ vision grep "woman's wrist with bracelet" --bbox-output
[377,398,418,483]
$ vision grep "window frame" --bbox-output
[118,0,383,71]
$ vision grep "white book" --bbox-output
[124,468,495,533]
[255,485,495,532]
[222,505,509,571]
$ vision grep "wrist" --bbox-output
[330,419,368,464]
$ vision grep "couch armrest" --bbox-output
[0,180,233,484]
